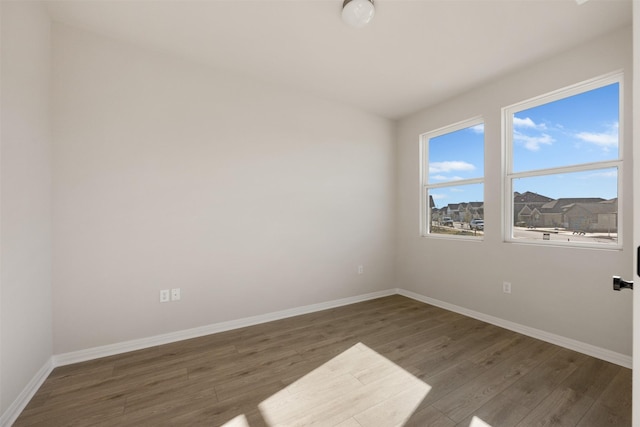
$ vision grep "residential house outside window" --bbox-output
[503,73,622,248]
[420,117,485,239]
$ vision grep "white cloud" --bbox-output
[575,122,618,150]
[430,193,447,200]
[576,132,617,147]
[586,170,617,179]
[513,116,546,130]
[514,132,554,151]
[512,116,552,151]
[470,124,484,133]
[429,161,475,174]
[431,174,464,181]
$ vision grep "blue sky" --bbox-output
[428,82,619,208]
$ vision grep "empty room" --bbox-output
[1,0,638,426]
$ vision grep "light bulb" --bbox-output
[342,0,375,29]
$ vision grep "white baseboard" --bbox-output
[53,289,396,367]
[396,288,632,369]
[49,286,634,369]
[0,357,54,427]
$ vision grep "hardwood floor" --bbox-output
[14,295,631,426]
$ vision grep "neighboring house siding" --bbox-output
[564,201,617,232]
[514,195,616,231]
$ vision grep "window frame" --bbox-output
[502,72,624,249]
[420,116,485,239]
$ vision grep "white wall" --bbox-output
[0,0,53,416]
[397,27,634,356]
[51,24,396,354]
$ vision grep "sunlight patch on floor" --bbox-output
[469,415,493,427]
[257,342,431,426]
[221,414,250,427]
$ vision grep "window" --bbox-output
[421,117,485,238]
[504,73,622,247]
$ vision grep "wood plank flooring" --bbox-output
[14,295,631,426]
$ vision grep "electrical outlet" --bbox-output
[171,288,181,301]
[358,265,364,275]
[160,289,170,303]
[503,282,512,294]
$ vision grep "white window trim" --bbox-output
[502,71,624,249]
[420,116,485,239]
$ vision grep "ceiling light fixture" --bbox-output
[341,0,375,29]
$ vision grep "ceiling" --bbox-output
[46,0,632,120]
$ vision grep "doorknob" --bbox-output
[613,276,633,291]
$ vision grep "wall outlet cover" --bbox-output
[160,289,170,303]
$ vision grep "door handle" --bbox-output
[613,276,633,291]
